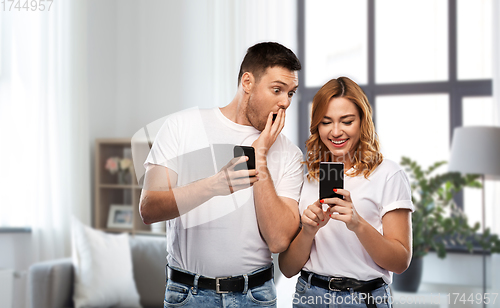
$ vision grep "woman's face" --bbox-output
[318,97,361,166]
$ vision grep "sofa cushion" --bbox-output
[129,235,167,308]
[71,218,141,308]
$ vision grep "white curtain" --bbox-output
[0,1,90,261]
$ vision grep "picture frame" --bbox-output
[107,205,134,229]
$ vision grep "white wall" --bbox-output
[87,0,299,143]
[87,0,118,142]
[88,0,185,142]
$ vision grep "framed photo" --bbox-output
[107,205,134,229]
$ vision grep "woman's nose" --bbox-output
[331,124,342,137]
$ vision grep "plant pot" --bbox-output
[391,257,423,293]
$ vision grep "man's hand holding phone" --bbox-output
[233,146,256,173]
[211,153,258,196]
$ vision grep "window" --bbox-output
[376,94,450,169]
[305,1,368,86]
[298,0,493,227]
[376,0,448,84]
[457,0,492,80]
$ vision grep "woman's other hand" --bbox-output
[301,200,332,236]
[322,189,362,232]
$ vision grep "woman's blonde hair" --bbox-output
[305,77,383,181]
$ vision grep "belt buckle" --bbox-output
[328,277,342,291]
[215,276,230,294]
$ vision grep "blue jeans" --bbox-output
[164,265,277,308]
[292,274,393,308]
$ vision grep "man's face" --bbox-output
[245,66,299,131]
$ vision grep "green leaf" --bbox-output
[400,157,499,259]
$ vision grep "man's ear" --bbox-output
[241,72,254,93]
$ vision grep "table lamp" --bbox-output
[448,126,500,307]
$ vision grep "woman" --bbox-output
[279,77,414,308]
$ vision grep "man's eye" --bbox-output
[288,91,296,97]
[273,88,280,93]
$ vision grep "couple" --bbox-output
[139,42,414,308]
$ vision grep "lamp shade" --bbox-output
[448,126,500,177]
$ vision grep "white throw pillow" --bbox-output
[71,217,142,308]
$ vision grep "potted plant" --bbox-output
[392,157,500,292]
[105,157,133,184]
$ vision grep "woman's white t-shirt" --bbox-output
[299,159,414,284]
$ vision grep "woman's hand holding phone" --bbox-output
[301,200,332,236]
[322,189,363,232]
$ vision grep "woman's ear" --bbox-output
[241,72,254,94]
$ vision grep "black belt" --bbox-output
[301,270,385,308]
[167,265,273,294]
[300,270,385,293]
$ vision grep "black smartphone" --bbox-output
[233,145,256,173]
[319,162,344,200]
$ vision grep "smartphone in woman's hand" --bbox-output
[319,162,344,200]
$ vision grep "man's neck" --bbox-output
[220,93,250,126]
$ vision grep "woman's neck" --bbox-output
[331,153,354,171]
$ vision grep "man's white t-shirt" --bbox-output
[299,159,414,284]
[145,107,304,277]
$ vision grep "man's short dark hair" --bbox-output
[237,42,302,86]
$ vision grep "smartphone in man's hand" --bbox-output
[319,162,344,200]
[233,146,256,174]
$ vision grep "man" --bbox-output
[139,42,303,307]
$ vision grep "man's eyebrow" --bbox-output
[271,80,299,90]
[271,80,288,86]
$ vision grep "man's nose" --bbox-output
[278,97,291,109]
